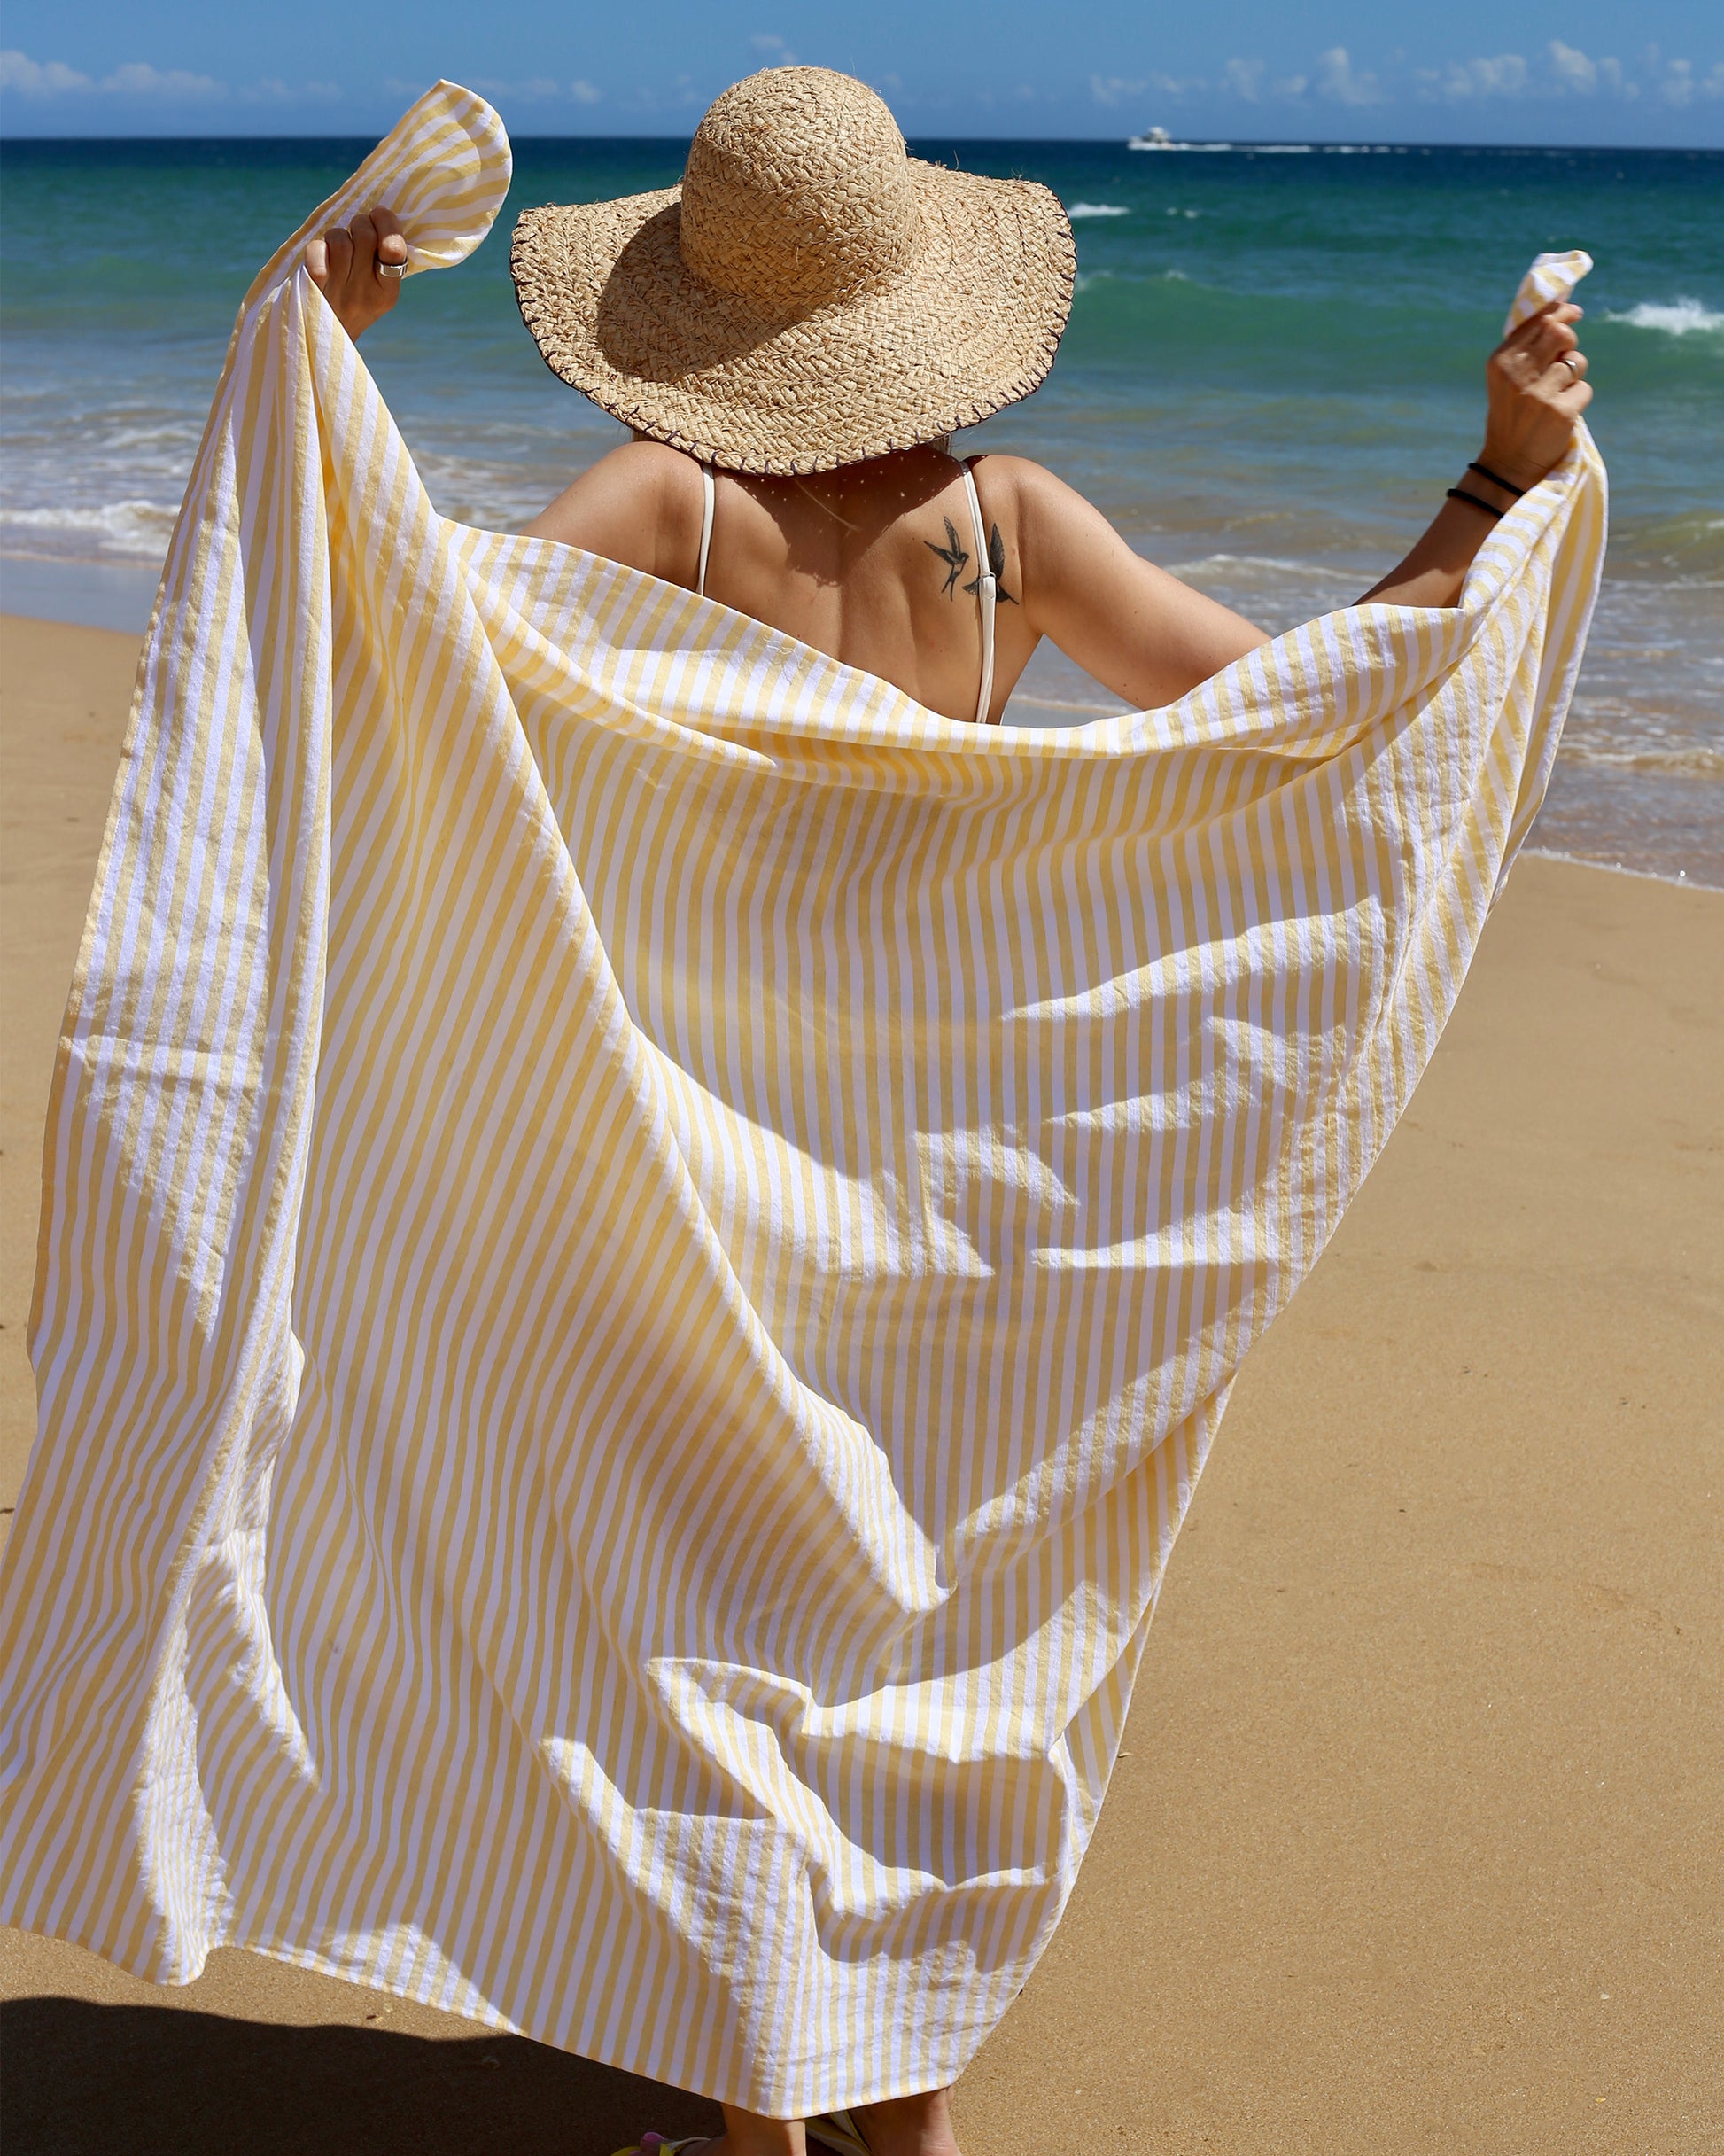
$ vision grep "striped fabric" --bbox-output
[0,85,1604,2115]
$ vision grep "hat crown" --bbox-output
[679,68,920,313]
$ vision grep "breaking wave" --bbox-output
[1604,298,1724,337]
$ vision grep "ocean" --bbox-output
[2,131,1720,883]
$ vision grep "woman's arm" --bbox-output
[1359,298,1592,607]
[1009,460,1273,709]
[1012,293,1596,704]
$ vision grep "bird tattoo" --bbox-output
[926,517,970,598]
[965,522,1017,605]
[927,517,1018,604]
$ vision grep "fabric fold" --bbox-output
[0,85,1604,2114]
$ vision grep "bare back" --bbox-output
[523,438,1270,724]
[688,449,1025,725]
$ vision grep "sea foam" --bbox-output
[1604,298,1724,336]
[1067,202,1130,218]
[0,500,177,559]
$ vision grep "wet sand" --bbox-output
[3,612,1720,2154]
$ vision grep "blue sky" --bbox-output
[4,1,1720,144]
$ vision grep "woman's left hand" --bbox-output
[304,206,408,341]
[1479,299,1592,493]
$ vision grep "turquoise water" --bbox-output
[2,135,1720,879]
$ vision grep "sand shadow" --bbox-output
[0,1996,723,2155]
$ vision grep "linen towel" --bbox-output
[0,84,1604,2113]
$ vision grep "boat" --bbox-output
[1126,126,1243,153]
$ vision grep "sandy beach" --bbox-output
[1,610,1719,2154]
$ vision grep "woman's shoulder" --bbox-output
[967,451,1082,511]
[520,437,704,582]
[961,454,1098,562]
[606,436,706,488]
[541,436,703,519]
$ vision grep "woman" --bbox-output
[302,67,1591,2156]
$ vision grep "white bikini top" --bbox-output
[694,456,999,727]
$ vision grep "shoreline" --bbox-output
[1521,844,1712,891]
[2,611,1720,2150]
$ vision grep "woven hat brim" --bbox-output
[510,162,1076,475]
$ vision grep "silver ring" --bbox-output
[376,259,408,281]
[1557,352,1580,376]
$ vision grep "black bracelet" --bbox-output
[1447,486,1504,520]
[1467,459,1526,498]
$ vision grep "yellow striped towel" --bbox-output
[0,84,1604,2116]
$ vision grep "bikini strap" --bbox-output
[957,459,996,726]
[697,454,992,720]
[696,463,715,597]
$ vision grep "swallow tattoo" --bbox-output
[964,522,1017,605]
[926,517,970,598]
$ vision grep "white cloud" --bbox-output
[1548,41,1596,93]
[1534,43,1631,99]
[1315,47,1383,106]
[1089,73,1149,107]
[1165,37,1724,113]
[1642,50,1724,105]
[750,33,798,66]
[1408,41,1721,105]
[1554,43,1614,97]
[624,71,704,113]
[1222,58,1264,102]
[1477,53,1528,96]
[1657,57,1699,105]
[2,47,363,105]
[1423,53,1530,100]
[1,50,91,92]
[100,60,221,97]
[238,76,342,105]
[468,71,604,105]
[1,48,222,97]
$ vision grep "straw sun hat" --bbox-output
[509,66,1076,475]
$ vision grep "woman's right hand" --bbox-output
[305,206,408,342]
[1479,298,1592,493]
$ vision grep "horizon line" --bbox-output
[3,128,1720,152]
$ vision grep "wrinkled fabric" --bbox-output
[0,85,1604,2113]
